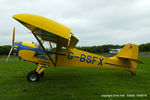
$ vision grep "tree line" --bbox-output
[0,43,150,55]
[76,43,150,53]
[0,45,11,55]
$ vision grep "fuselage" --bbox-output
[12,41,136,71]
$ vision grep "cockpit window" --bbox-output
[34,42,56,59]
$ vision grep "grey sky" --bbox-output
[0,0,150,46]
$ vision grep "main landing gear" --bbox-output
[27,64,47,82]
[27,70,44,82]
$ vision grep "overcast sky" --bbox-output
[0,0,150,46]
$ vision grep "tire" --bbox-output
[27,71,40,82]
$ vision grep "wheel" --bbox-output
[34,69,44,77]
[27,71,40,82]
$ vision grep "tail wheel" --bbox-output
[129,71,136,76]
[131,71,136,76]
[27,71,40,82]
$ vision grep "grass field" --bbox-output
[0,57,150,100]
[0,55,18,60]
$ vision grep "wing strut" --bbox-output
[32,32,56,66]
[55,37,59,66]
[49,41,53,51]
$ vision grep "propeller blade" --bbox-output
[12,27,15,45]
[6,47,13,62]
[6,27,16,62]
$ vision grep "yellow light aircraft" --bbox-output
[7,14,143,82]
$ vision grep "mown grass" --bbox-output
[0,57,150,100]
[0,55,18,60]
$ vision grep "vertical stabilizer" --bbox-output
[117,43,139,60]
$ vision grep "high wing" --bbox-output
[12,14,79,66]
[13,14,78,48]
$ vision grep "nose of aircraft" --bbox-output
[12,41,22,56]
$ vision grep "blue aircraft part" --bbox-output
[12,42,22,56]
[12,41,44,56]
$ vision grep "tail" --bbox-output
[111,43,143,71]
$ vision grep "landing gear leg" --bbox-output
[34,69,44,77]
[27,64,48,82]
[40,71,44,77]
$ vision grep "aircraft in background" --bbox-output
[109,49,121,54]
[6,14,143,82]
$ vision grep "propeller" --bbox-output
[6,27,15,62]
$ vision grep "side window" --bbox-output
[34,45,48,59]
[34,42,56,59]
